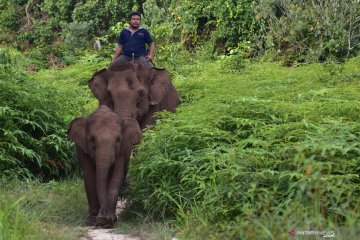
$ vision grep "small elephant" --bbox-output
[88,60,180,130]
[67,105,142,227]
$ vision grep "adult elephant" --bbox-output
[67,105,142,227]
[88,60,180,130]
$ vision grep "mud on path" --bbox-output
[80,200,141,240]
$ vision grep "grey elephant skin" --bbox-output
[88,60,180,130]
[67,105,142,227]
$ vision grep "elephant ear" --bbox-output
[88,69,113,108]
[67,118,88,154]
[148,68,171,105]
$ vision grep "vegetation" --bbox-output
[0,178,87,240]
[128,57,360,239]
[0,48,104,179]
[1,0,358,68]
[0,0,360,239]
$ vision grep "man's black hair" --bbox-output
[129,12,141,20]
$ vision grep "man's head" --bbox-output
[129,12,141,29]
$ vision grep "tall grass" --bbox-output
[0,197,27,240]
[0,178,87,240]
[128,56,360,239]
[0,48,103,179]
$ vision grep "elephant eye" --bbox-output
[138,90,144,98]
[137,90,145,105]
[88,142,96,153]
[108,90,114,98]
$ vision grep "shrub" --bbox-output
[128,58,360,239]
[0,49,77,179]
[255,0,360,63]
[62,20,94,50]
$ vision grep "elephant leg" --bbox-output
[119,150,132,199]
[96,157,124,227]
[76,147,99,225]
[107,158,125,218]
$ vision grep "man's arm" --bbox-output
[112,44,123,62]
[146,43,155,62]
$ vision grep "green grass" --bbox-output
[128,56,360,239]
[114,215,175,240]
[0,178,88,240]
[31,53,108,122]
[0,178,173,240]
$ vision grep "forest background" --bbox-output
[0,0,360,239]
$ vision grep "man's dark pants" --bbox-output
[118,55,153,68]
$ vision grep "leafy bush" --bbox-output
[143,0,260,53]
[1,0,358,65]
[0,48,110,180]
[0,49,83,179]
[128,57,360,239]
[256,0,360,63]
[0,2,21,30]
[62,20,94,50]
[0,0,142,68]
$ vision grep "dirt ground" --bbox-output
[81,228,141,240]
[80,200,141,240]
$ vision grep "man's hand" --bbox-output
[112,45,123,62]
[145,55,153,62]
[146,43,156,62]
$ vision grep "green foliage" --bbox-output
[219,42,252,72]
[0,65,74,179]
[41,0,76,22]
[0,178,175,239]
[0,179,87,239]
[256,0,360,63]
[0,48,104,179]
[0,48,11,66]
[1,0,358,65]
[0,197,29,240]
[72,0,137,33]
[62,20,94,50]
[128,57,360,239]
[0,0,141,68]
[0,2,21,30]
[143,0,260,53]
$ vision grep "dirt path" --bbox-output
[83,228,141,240]
[80,200,141,240]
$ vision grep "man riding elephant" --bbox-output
[88,61,180,130]
[112,12,155,68]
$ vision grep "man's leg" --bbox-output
[118,55,132,64]
[137,56,154,68]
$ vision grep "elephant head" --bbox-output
[67,105,141,227]
[88,61,180,129]
[88,69,113,109]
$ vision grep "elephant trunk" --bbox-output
[114,105,137,120]
[95,147,115,214]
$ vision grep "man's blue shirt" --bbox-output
[118,27,153,57]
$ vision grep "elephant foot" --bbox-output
[85,215,97,226]
[85,208,99,226]
[96,214,117,228]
